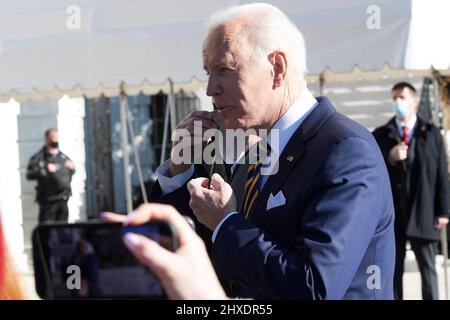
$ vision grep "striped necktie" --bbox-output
[243,143,271,218]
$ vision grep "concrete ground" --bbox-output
[18,251,450,300]
[403,251,450,300]
[20,271,40,300]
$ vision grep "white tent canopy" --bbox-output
[0,0,449,102]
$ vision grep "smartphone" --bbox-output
[32,220,178,299]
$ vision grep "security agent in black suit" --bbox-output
[373,82,450,300]
[26,128,76,224]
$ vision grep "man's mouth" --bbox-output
[216,105,232,113]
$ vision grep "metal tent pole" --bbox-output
[160,78,176,165]
[119,82,133,214]
[126,106,148,204]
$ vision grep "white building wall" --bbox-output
[0,99,27,271]
[17,96,87,269]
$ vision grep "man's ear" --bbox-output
[413,94,420,110]
[270,51,287,89]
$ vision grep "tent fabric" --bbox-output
[0,0,449,102]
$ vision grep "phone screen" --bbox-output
[32,221,177,299]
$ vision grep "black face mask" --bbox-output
[49,141,59,148]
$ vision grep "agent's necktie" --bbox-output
[403,125,409,145]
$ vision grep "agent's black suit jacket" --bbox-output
[373,116,449,241]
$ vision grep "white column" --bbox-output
[57,96,86,222]
[0,99,27,271]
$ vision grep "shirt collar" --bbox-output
[395,115,417,134]
[267,87,318,156]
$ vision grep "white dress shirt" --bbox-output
[395,115,417,144]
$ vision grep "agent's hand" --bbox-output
[47,163,58,173]
[434,216,449,230]
[101,203,226,300]
[169,111,218,177]
[64,161,75,171]
[389,142,408,162]
[187,173,237,230]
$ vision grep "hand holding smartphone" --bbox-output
[32,220,178,299]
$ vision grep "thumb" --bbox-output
[123,233,174,279]
[210,173,224,191]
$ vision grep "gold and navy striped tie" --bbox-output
[243,143,271,218]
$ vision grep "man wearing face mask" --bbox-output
[373,82,449,300]
[26,128,76,224]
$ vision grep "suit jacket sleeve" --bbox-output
[26,152,47,180]
[149,164,214,248]
[434,129,449,217]
[372,129,397,168]
[212,137,390,299]
[61,152,76,176]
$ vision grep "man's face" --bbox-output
[391,87,418,119]
[203,23,277,130]
[45,130,59,147]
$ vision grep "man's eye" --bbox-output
[204,70,210,76]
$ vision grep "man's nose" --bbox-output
[206,76,222,97]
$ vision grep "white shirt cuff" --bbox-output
[156,160,195,196]
[212,212,239,243]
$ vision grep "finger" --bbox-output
[179,111,211,125]
[123,203,197,245]
[182,125,219,138]
[100,212,127,223]
[201,178,211,189]
[184,121,219,133]
[187,177,210,193]
[187,110,215,120]
[209,173,225,191]
[185,118,217,128]
[123,233,175,280]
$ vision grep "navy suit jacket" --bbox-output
[150,96,395,299]
[212,97,395,299]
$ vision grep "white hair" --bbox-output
[203,3,307,76]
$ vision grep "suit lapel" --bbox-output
[386,117,400,142]
[411,117,428,168]
[248,97,336,224]
[385,117,407,171]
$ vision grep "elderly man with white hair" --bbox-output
[119,3,396,300]
[189,2,395,299]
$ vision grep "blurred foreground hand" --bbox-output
[101,203,226,300]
